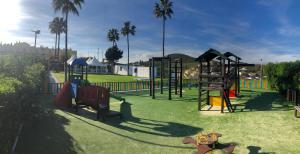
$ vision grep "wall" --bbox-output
[114,65,133,76]
[132,66,158,78]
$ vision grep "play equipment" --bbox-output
[75,85,122,120]
[67,55,88,84]
[54,82,72,108]
[54,55,89,107]
[183,132,235,154]
[149,56,183,100]
[196,49,241,113]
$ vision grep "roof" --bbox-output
[223,52,241,60]
[67,55,76,65]
[196,48,228,62]
[86,57,106,66]
[67,55,87,66]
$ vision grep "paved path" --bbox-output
[49,71,60,83]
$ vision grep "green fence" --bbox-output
[43,79,269,95]
[240,79,270,90]
[43,79,199,95]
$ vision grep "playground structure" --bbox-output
[149,56,183,100]
[66,55,88,84]
[196,49,242,113]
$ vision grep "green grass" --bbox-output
[52,72,143,83]
[15,89,300,154]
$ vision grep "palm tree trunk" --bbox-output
[127,35,130,76]
[58,33,60,62]
[64,12,68,82]
[161,18,166,94]
[55,33,58,59]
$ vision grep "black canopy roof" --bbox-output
[223,52,241,60]
[195,48,228,62]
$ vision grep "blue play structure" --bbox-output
[67,55,89,98]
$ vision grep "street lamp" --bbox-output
[32,30,40,48]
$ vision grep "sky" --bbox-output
[1,0,300,64]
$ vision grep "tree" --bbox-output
[154,0,173,57]
[52,0,84,81]
[107,28,119,46]
[56,17,66,61]
[49,17,59,59]
[105,45,123,64]
[154,0,173,93]
[121,21,136,76]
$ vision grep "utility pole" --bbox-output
[32,30,40,48]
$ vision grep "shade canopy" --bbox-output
[223,52,241,60]
[67,55,88,66]
[86,57,106,66]
[196,48,228,62]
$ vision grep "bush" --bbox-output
[265,61,300,93]
[0,53,46,153]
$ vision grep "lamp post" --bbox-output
[32,30,40,48]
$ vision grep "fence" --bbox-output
[286,89,299,105]
[240,79,270,90]
[42,79,269,95]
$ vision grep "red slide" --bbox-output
[54,82,72,108]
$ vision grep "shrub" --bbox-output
[265,61,300,93]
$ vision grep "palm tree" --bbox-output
[121,21,136,76]
[52,0,84,81]
[49,17,59,59]
[107,28,119,46]
[154,0,173,57]
[56,17,66,61]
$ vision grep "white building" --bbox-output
[86,57,108,74]
[114,64,157,78]
[114,64,133,76]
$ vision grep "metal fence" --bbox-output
[42,79,269,95]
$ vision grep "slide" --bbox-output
[54,82,72,108]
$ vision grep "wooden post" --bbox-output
[198,62,203,111]
[149,59,152,96]
[175,60,178,95]
[161,58,163,94]
[227,59,230,98]
[169,58,172,100]
[180,58,183,98]
[235,57,238,96]
[85,66,88,84]
[206,60,210,105]
[221,59,225,113]
[152,58,155,99]
[237,59,240,94]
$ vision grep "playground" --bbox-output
[16,49,299,154]
[15,88,300,153]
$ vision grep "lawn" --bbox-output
[52,72,143,83]
[15,88,300,154]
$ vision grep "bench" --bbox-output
[75,85,122,120]
[295,106,300,118]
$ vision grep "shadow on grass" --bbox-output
[247,146,275,154]
[63,100,202,150]
[237,91,293,112]
[118,101,202,137]
[15,95,82,154]
[63,110,195,150]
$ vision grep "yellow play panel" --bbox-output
[209,96,227,107]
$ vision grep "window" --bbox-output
[134,68,137,73]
